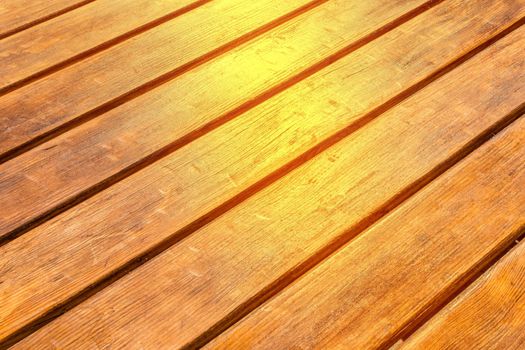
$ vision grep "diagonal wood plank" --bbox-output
[0,0,433,242]
[206,113,525,350]
[7,14,525,349]
[401,239,525,350]
[0,2,516,342]
[0,0,94,40]
[0,0,323,161]
[0,0,206,94]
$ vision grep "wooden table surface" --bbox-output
[1,0,524,349]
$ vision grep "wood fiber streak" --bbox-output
[0,0,430,242]
[0,0,203,93]
[0,1,512,342]
[402,240,525,350]
[0,0,93,39]
[0,0,319,160]
[9,15,525,350]
[207,116,525,350]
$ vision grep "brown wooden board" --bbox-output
[0,0,203,94]
[0,0,323,161]
[6,13,525,349]
[0,0,432,243]
[0,0,93,39]
[402,239,525,350]
[207,112,525,350]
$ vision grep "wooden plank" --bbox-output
[206,116,525,350]
[0,0,204,94]
[0,0,320,160]
[6,11,525,349]
[0,0,93,40]
[401,240,525,350]
[0,0,432,241]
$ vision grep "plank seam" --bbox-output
[0,0,96,40]
[0,0,213,96]
[0,2,451,346]
[379,206,525,348]
[185,93,525,349]
[1,3,513,347]
[0,0,444,246]
[0,3,521,348]
[0,0,331,165]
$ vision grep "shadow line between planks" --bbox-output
[0,0,444,246]
[0,0,332,164]
[2,6,519,349]
[0,0,96,41]
[0,0,213,96]
[184,32,525,350]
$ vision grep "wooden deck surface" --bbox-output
[0,0,524,348]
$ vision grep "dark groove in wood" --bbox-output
[0,0,444,246]
[378,152,525,350]
[0,0,212,96]
[0,2,446,346]
[1,3,517,349]
[384,224,525,348]
[0,0,96,40]
[0,0,331,165]
[184,62,525,350]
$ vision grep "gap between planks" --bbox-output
[0,0,212,96]
[0,0,332,164]
[0,0,442,245]
[0,0,96,40]
[2,10,524,350]
[388,223,525,349]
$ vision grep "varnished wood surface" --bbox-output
[402,239,525,350]
[402,237,525,349]
[1,0,524,348]
[0,0,94,40]
[0,0,201,94]
[1,0,519,341]
[206,59,525,350]
[0,0,321,160]
[0,0,429,242]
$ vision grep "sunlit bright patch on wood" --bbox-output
[0,0,524,348]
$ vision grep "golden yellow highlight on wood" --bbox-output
[0,0,524,348]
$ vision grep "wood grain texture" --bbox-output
[9,17,525,350]
[402,240,525,350]
[0,0,431,243]
[0,0,202,93]
[206,114,525,350]
[0,0,93,39]
[0,0,318,160]
[0,0,445,339]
